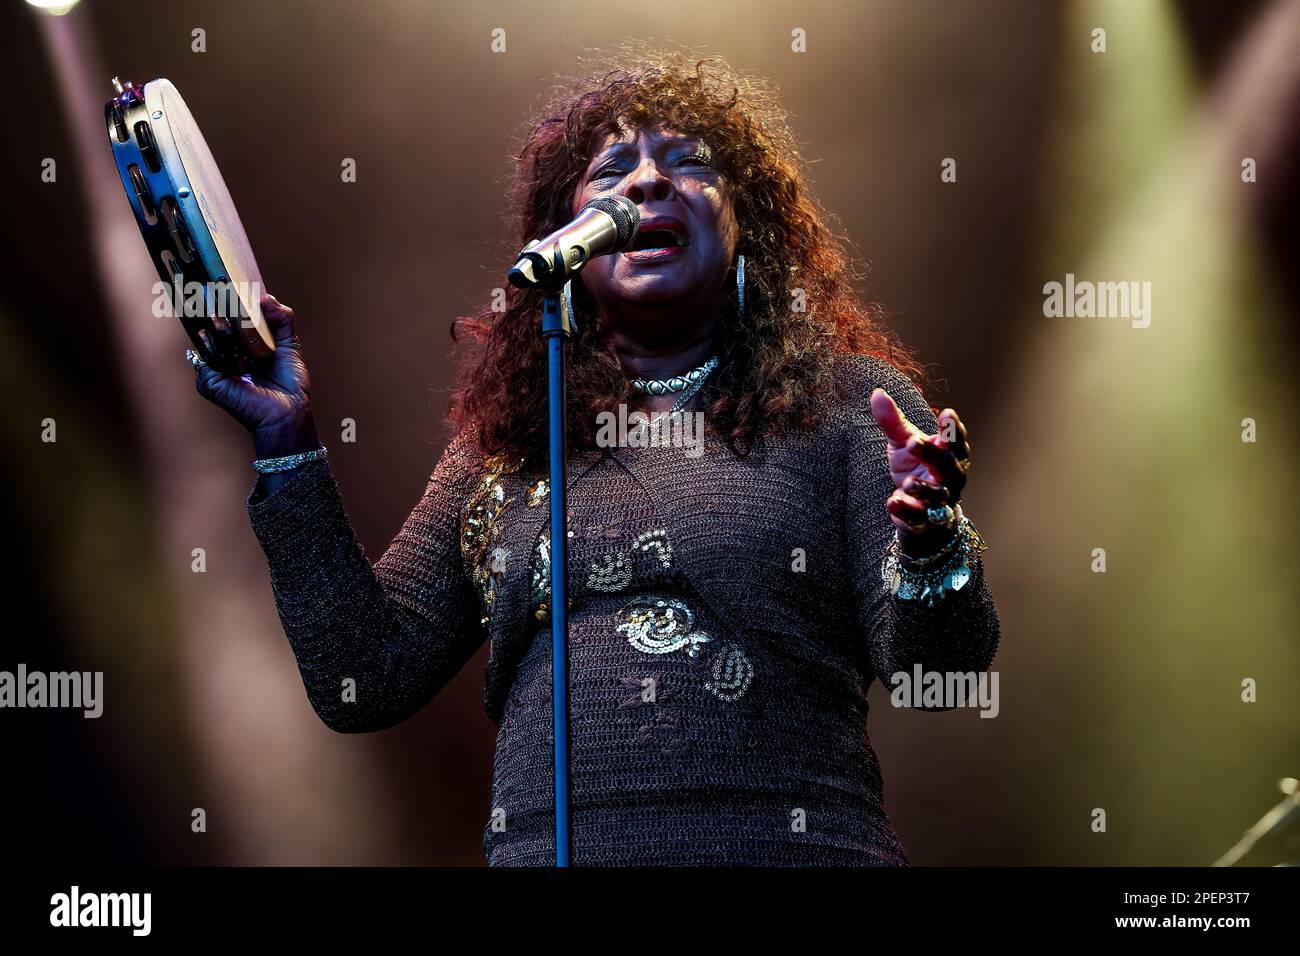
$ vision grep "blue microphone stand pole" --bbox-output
[539,245,573,867]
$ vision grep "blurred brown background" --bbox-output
[2,0,1298,866]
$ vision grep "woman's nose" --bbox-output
[623,159,676,204]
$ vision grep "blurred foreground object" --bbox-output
[1214,778,1300,866]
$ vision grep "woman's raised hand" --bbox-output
[869,387,972,558]
[191,292,320,459]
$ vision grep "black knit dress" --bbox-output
[245,353,1001,865]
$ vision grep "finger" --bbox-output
[886,490,931,531]
[190,349,248,414]
[870,388,920,447]
[907,430,962,471]
[905,431,947,469]
[902,475,950,506]
[936,408,971,460]
[189,349,224,398]
[261,292,298,349]
[905,432,969,492]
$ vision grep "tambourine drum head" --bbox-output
[108,78,274,370]
[150,81,272,358]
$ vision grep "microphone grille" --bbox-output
[582,195,640,250]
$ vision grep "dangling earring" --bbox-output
[562,278,578,333]
[735,253,747,319]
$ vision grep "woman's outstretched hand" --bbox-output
[191,292,320,459]
[869,387,972,558]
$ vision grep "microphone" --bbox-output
[508,195,640,290]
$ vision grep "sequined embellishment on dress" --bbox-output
[614,596,713,657]
[704,642,754,702]
[460,454,523,628]
[587,552,631,592]
[530,532,551,622]
[586,527,672,593]
[526,479,548,508]
[631,528,673,569]
[528,515,755,705]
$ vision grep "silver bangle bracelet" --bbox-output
[253,445,327,474]
[882,510,988,606]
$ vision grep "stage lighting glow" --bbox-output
[26,0,82,15]
[981,0,1300,865]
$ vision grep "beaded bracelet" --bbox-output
[893,514,965,570]
[882,509,988,606]
[253,445,327,474]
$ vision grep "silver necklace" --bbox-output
[668,365,714,413]
[628,355,719,397]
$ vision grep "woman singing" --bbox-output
[190,51,1000,866]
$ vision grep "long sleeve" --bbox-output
[245,430,486,732]
[843,357,1001,696]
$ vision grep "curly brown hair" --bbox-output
[450,44,923,466]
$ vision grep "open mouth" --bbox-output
[629,229,690,251]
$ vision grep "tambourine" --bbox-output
[105,77,273,372]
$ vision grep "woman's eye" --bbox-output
[589,151,711,183]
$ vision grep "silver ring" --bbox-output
[925,504,955,528]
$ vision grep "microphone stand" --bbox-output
[1213,777,1300,867]
[536,244,574,867]
[510,196,638,866]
